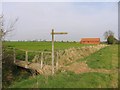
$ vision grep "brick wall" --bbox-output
[80,38,100,44]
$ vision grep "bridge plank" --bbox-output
[14,60,43,74]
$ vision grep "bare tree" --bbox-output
[103,30,114,40]
[0,15,18,88]
[0,15,18,40]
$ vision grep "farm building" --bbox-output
[80,38,100,44]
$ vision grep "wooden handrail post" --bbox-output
[13,48,16,63]
[25,51,28,68]
[41,52,43,69]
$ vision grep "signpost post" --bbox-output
[51,29,68,75]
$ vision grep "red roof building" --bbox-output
[80,38,100,44]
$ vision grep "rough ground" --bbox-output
[63,61,112,74]
[58,44,108,67]
[40,44,109,75]
[15,44,109,75]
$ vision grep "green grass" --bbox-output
[9,71,112,88]
[3,41,91,61]
[3,41,91,51]
[3,42,118,88]
[9,45,118,88]
[77,45,118,69]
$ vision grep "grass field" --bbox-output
[6,42,118,88]
[3,41,93,61]
[3,41,92,51]
[77,45,118,69]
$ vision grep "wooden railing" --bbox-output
[11,48,59,70]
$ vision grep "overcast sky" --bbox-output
[2,2,118,41]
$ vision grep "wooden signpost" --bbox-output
[51,29,68,75]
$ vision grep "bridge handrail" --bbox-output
[6,47,59,70]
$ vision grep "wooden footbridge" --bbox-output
[7,30,67,75]
[12,48,59,75]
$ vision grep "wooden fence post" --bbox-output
[56,52,59,70]
[25,51,28,68]
[13,48,16,63]
[41,52,43,69]
[51,29,54,75]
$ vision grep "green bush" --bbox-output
[107,35,114,44]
